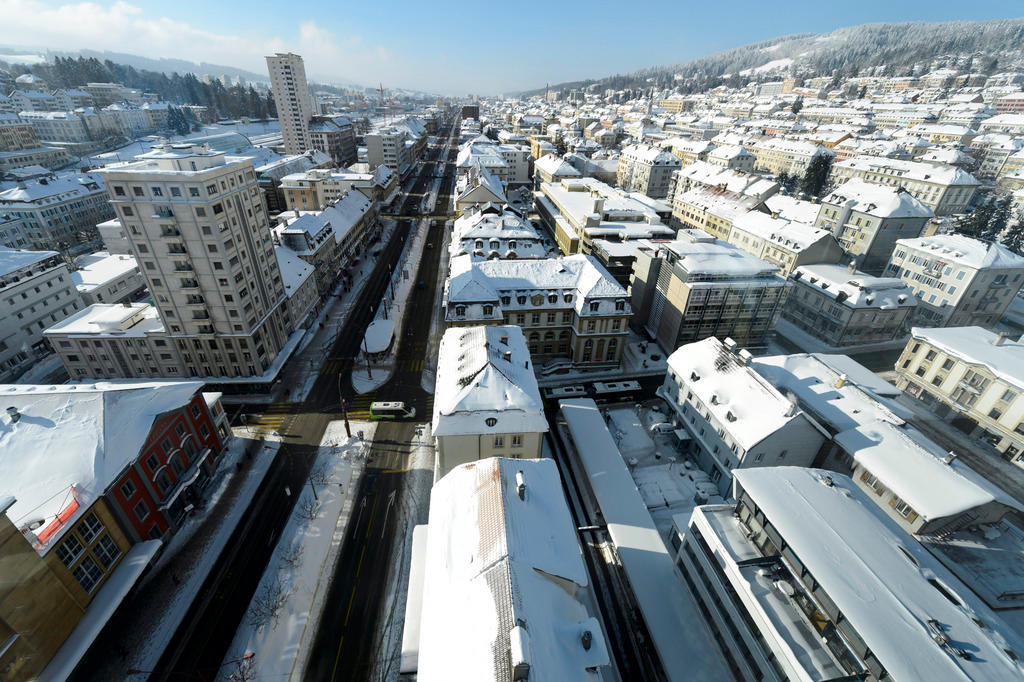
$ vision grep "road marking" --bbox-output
[344,585,357,626]
[364,496,378,539]
[356,545,366,577]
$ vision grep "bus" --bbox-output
[369,401,417,420]
[592,380,642,401]
[544,385,587,400]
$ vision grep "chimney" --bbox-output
[835,373,848,389]
[724,337,738,352]
[6,406,20,423]
[738,349,753,365]
[944,451,957,465]
[516,470,526,500]
[784,399,797,417]
[847,261,857,274]
[994,332,1008,347]
[503,351,512,363]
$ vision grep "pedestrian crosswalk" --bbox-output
[247,402,294,429]
[320,356,352,375]
[343,394,375,420]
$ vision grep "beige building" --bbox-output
[279,165,397,211]
[616,143,681,199]
[829,156,980,215]
[45,143,295,382]
[884,233,1024,327]
[630,232,790,352]
[782,263,917,347]
[533,152,581,187]
[814,178,933,274]
[664,138,714,166]
[671,185,764,239]
[726,210,844,276]
[750,138,833,177]
[266,53,314,156]
[431,325,547,478]
[444,254,630,368]
[895,326,1024,466]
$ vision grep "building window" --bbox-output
[56,534,85,568]
[485,417,497,427]
[92,534,121,569]
[120,480,136,499]
[72,556,104,592]
[1001,389,1018,404]
[989,408,1003,420]
[589,302,599,312]
[925,350,936,361]
[134,500,150,521]
[493,435,505,448]
[941,359,954,370]
[511,434,522,448]
[77,513,104,544]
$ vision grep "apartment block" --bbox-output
[829,156,980,215]
[781,263,917,347]
[726,211,844,277]
[69,252,146,305]
[266,53,314,156]
[814,178,933,274]
[450,204,547,260]
[365,127,410,175]
[0,247,83,381]
[444,253,629,367]
[750,138,833,177]
[659,337,826,495]
[672,466,1024,682]
[279,165,397,211]
[0,171,114,249]
[45,143,294,382]
[616,143,681,199]
[884,233,1024,327]
[895,326,1024,465]
[630,232,789,352]
[307,114,357,166]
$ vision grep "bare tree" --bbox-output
[297,496,320,521]
[227,656,257,682]
[280,542,304,569]
[309,462,330,487]
[247,577,288,630]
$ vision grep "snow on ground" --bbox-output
[739,58,795,76]
[218,421,372,682]
[604,402,723,538]
[14,353,67,384]
[375,423,435,682]
[84,121,281,166]
[108,433,280,677]
[353,217,431,395]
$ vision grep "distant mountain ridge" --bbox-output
[521,17,1024,96]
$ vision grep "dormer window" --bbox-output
[501,296,511,305]
[455,305,466,317]
[589,302,599,312]
[517,295,526,304]
[615,300,625,311]
[548,294,557,303]
[483,304,494,315]
[485,417,497,427]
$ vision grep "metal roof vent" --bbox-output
[6,406,19,423]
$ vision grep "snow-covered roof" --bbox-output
[896,233,1024,271]
[667,337,807,451]
[763,194,821,224]
[678,160,778,198]
[0,246,59,275]
[911,326,1024,387]
[834,155,980,186]
[432,326,547,437]
[44,302,165,337]
[558,399,729,682]
[417,457,607,682]
[823,178,934,218]
[654,237,781,279]
[534,153,581,178]
[791,263,917,309]
[622,143,680,165]
[733,467,1024,681]
[69,252,138,292]
[273,244,314,297]
[0,381,204,552]
[730,211,834,252]
[0,172,104,205]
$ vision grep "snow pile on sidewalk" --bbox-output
[218,421,372,682]
[353,218,432,394]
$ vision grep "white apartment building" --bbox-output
[0,171,114,249]
[456,141,531,187]
[444,253,630,367]
[431,326,548,478]
[0,214,30,249]
[450,205,546,260]
[0,247,83,381]
[664,137,715,166]
[17,111,92,143]
[266,53,314,156]
[616,143,681,198]
[365,127,410,175]
[814,178,933,274]
[307,114,357,166]
[659,337,826,495]
[884,233,1024,327]
[672,161,779,202]
[533,152,581,187]
[707,144,755,172]
[829,156,980,215]
[279,165,397,211]
[673,467,1024,682]
[750,138,833,177]
[726,211,844,277]
[69,252,146,305]
[896,326,1024,465]
[978,113,1024,135]
[781,263,917,347]
[96,217,133,254]
[631,233,790,351]
[45,143,294,382]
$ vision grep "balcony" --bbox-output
[185,295,205,305]
[153,207,175,219]
[167,244,188,255]
[160,227,181,237]
[192,310,210,320]
[173,261,193,272]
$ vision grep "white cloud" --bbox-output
[0,0,439,89]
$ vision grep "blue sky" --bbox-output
[1,0,1022,94]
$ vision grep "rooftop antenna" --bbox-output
[378,83,389,125]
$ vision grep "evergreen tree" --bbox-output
[554,137,568,156]
[790,97,803,115]
[801,155,833,197]
[1003,211,1024,255]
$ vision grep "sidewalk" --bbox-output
[420,220,453,395]
[83,433,280,680]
